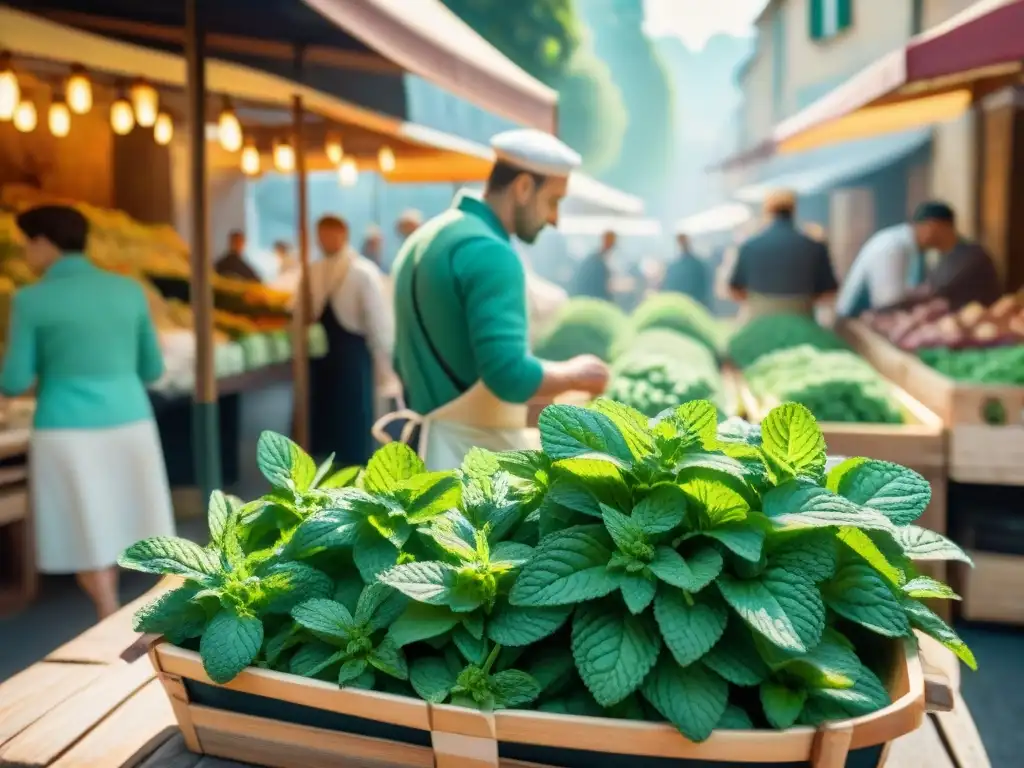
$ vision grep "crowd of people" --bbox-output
[0,123,1002,621]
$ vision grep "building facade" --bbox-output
[729,0,985,275]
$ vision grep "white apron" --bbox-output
[372,382,540,471]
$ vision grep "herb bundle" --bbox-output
[122,399,974,743]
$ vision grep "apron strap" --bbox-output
[372,409,423,445]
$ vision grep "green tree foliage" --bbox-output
[555,49,627,175]
[441,0,625,172]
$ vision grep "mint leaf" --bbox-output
[834,460,931,526]
[486,602,572,646]
[838,528,907,587]
[668,400,719,446]
[525,648,575,695]
[823,563,910,637]
[510,526,620,607]
[353,527,401,582]
[289,641,339,678]
[589,399,655,459]
[410,657,459,703]
[760,403,826,480]
[257,431,315,491]
[702,622,769,686]
[538,405,633,465]
[601,504,644,552]
[699,524,765,562]
[389,603,460,647]
[119,537,221,581]
[680,476,750,527]
[893,526,973,565]
[632,486,687,535]
[808,662,890,718]
[825,456,868,493]
[620,573,658,614]
[571,600,661,707]
[260,562,334,613]
[379,561,458,606]
[552,457,632,515]
[207,490,232,545]
[763,482,895,533]
[649,546,722,593]
[717,566,824,653]
[319,465,361,489]
[654,588,728,667]
[364,442,425,493]
[291,598,355,642]
[903,576,960,600]
[132,585,207,642]
[641,658,728,742]
[760,681,806,729]
[339,658,370,685]
[902,598,977,670]
[718,704,754,729]
[491,669,543,707]
[776,631,861,689]
[200,610,263,684]
[769,531,838,583]
[400,472,462,524]
[453,624,487,664]
[286,507,362,558]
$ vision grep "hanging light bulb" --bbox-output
[0,52,19,121]
[48,96,70,137]
[154,112,173,146]
[378,145,396,173]
[217,99,242,152]
[325,132,344,165]
[339,157,358,187]
[273,139,295,172]
[129,78,158,128]
[110,92,135,136]
[13,100,36,133]
[241,141,261,176]
[65,65,92,115]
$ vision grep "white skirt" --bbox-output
[30,419,176,573]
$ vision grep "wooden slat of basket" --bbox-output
[0,658,156,766]
[0,662,105,749]
[49,680,176,768]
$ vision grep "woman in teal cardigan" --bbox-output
[1,205,175,619]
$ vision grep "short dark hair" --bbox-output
[486,161,547,194]
[16,205,88,252]
[229,229,245,239]
[317,215,349,231]
[912,201,955,225]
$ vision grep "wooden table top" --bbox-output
[0,581,992,768]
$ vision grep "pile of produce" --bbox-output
[622,293,721,356]
[744,345,904,424]
[727,313,848,369]
[918,345,1024,385]
[534,298,626,362]
[121,400,974,743]
[606,329,724,417]
[865,293,1024,351]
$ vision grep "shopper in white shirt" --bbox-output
[836,223,926,318]
[302,215,397,464]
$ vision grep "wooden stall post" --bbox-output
[291,84,311,451]
[185,0,222,501]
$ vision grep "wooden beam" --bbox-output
[292,89,311,452]
[35,10,402,76]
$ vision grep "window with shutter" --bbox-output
[808,0,825,40]
[809,0,853,41]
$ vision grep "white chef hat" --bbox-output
[398,208,422,225]
[491,129,582,178]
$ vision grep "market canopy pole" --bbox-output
[291,48,312,450]
[185,0,222,500]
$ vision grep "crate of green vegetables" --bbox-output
[840,319,1024,487]
[129,400,966,768]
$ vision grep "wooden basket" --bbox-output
[733,370,950,621]
[149,639,929,768]
[839,319,1024,486]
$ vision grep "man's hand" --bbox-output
[565,354,610,395]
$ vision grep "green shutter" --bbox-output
[808,0,824,40]
[837,0,853,31]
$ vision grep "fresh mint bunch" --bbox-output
[120,490,333,683]
[127,397,976,742]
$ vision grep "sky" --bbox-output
[643,0,768,49]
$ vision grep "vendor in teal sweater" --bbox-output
[392,129,610,417]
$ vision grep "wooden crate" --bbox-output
[839,319,1024,486]
[150,640,930,768]
[735,371,951,621]
[958,551,1024,625]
